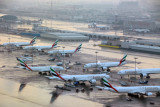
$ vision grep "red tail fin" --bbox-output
[30,36,37,45]
[51,40,58,48]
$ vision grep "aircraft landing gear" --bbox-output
[107,68,110,72]
[156,92,160,96]
[128,93,139,98]
[39,72,42,75]
[146,75,150,79]
[128,93,132,96]
[43,72,47,75]
[121,76,123,79]
[140,74,143,79]
[138,94,144,98]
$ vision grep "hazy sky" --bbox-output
[0,0,160,10]
[0,0,138,5]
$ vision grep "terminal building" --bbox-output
[121,39,160,53]
[41,32,89,41]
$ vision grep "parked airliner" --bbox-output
[84,54,127,71]
[118,68,160,79]
[2,36,36,47]
[17,57,64,75]
[46,67,110,85]
[23,40,58,51]
[48,44,82,56]
[96,78,160,96]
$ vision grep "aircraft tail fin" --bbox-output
[74,43,82,53]
[16,57,25,67]
[51,40,58,48]
[16,57,32,71]
[50,67,65,81]
[30,36,37,45]
[118,54,127,66]
[102,78,118,92]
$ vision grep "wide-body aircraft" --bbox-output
[118,68,160,79]
[2,36,37,47]
[23,40,58,51]
[96,78,160,96]
[48,44,82,56]
[84,54,127,71]
[46,67,110,85]
[17,57,64,75]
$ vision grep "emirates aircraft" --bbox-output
[118,68,160,79]
[48,44,82,56]
[17,57,64,75]
[23,40,58,51]
[2,36,37,47]
[46,67,110,85]
[96,78,160,96]
[84,54,127,71]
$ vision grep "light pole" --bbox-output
[8,37,10,44]
[8,37,10,50]
[95,51,98,68]
[62,46,65,68]
[134,57,138,80]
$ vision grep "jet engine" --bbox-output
[89,79,96,84]
[146,92,152,96]
[140,73,147,78]
[102,67,107,71]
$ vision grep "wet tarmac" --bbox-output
[0,78,104,107]
[0,33,160,107]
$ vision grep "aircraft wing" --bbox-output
[129,90,145,95]
[15,44,20,47]
[61,74,69,76]
[96,86,105,90]
[96,64,102,68]
[16,66,25,69]
[45,76,58,80]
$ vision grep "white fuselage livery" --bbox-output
[23,45,56,51]
[118,68,160,77]
[48,50,76,55]
[2,42,34,47]
[20,56,33,62]
[98,86,160,96]
[21,66,64,72]
[48,74,110,82]
[84,62,126,70]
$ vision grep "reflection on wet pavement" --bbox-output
[0,78,103,107]
[50,90,60,104]
[19,83,26,92]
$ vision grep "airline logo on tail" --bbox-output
[30,36,37,45]
[102,78,118,92]
[50,67,65,81]
[118,54,127,66]
[74,43,82,53]
[51,40,59,48]
[16,57,32,71]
